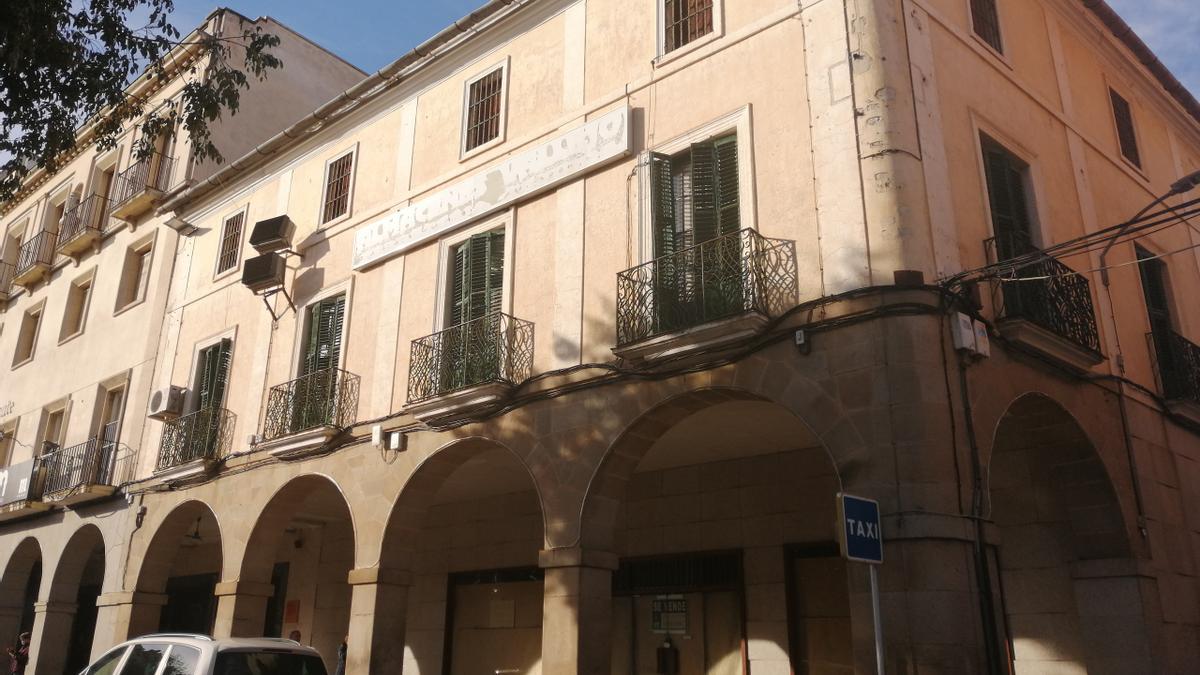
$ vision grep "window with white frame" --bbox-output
[321,151,355,225]
[216,210,246,275]
[39,405,67,454]
[12,303,43,366]
[115,238,153,311]
[663,0,715,54]
[648,133,741,259]
[462,64,508,155]
[59,271,94,341]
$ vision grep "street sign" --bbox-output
[838,492,883,564]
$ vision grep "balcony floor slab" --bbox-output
[613,312,769,363]
[259,425,341,460]
[406,381,512,425]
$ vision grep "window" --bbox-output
[216,211,245,275]
[0,425,13,467]
[98,386,125,446]
[213,652,327,675]
[44,197,67,233]
[1137,245,1183,397]
[194,339,233,412]
[120,643,168,675]
[301,295,346,375]
[463,66,506,154]
[650,134,740,258]
[321,152,355,224]
[663,0,715,54]
[60,274,94,340]
[116,241,153,310]
[40,407,66,454]
[1110,89,1142,168]
[2,226,22,267]
[981,137,1036,260]
[83,647,126,675]
[971,0,1003,53]
[12,305,42,366]
[448,230,505,327]
[160,645,201,675]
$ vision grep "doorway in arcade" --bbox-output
[600,398,854,675]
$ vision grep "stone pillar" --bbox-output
[212,581,274,639]
[1070,558,1161,674]
[539,547,617,675]
[93,591,168,657]
[345,567,411,675]
[29,601,76,675]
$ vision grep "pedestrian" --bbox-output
[6,632,29,675]
[334,635,346,675]
[287,630,301,643]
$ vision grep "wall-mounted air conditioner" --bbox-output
[148,386,186,421]
[249,215,295,255]
[242,253,287,293]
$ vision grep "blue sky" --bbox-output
[168,1,1199,98]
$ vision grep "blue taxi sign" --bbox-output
[837,493,883,564]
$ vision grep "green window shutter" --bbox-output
[689,140,720,245]
[714,136,740,236]
[983,146,1033,259]
[303,295,346,375]
[197,338,232,410]
[650,153,677,259]
[451,231,506,326]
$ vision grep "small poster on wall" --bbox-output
[651,595,688,634]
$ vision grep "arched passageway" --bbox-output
[0,538,41,651]
[38,525,105,675]
[376,438,546,675]
[232,475,355,671]
[989,393,1149,673]
[134,500,223,637]
[584,390,850,675]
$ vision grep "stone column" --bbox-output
[1070,558,1161,674]
[539,547,617,675]
[29,600,76,675]
[212,581,275,639]
[345,567,411,675]
[93,591,168,657]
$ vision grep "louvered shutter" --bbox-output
[485,230,504,316]
[303,295,345,375]
[650,153,678,259]
[689,141,720,245]
[452,231,505,326]
[197,339,232,410]
[714,136,740,235]
[983,147,1033,260]
[450,244,469,327]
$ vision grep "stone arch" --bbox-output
[230,473,356,665]
[373,435,548,675]
[988,392,1149,673]
[132,500,223,637]
[41,524,105,674]
[581,385,848,552]
[0,537,42,644]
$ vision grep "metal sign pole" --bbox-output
[869,564,884,675]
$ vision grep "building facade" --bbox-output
[2,0,1200,673]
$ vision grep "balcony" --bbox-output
[39,433,132,507]
[0,261,13,301]
[986,233,1103,372]
[1148,329,1200,421]
[260,368,360,458]
[57,194,111,257]
[110,151,175,221]
[406,312,534,423]
[156,407,234,482]
[13,230,57,288]
[614,228,798,361]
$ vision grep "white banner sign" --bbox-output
[352,106,631,270]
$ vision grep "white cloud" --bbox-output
[1107,0,1200,99]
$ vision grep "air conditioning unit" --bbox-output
[148,386,186,421]
[249,215,295,254]
[242,252,286,293]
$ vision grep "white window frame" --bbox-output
[43,184,73,233]
[655,0,725,65]
[113,233,156,316]
[37,398,71,454]
[970,113,1050,250]
[432,210,515,333]
[318,144,359,228]
[288,277,354,380]
[184,328,238,414]
[459,57,511,161]
[213,204,250,280]
[637,105,757,264]
[58,268,96,345]
[11,300,46,369]
[92,372,130,443]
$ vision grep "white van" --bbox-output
[80,634,328,675]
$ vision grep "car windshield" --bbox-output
[212,651,328,675]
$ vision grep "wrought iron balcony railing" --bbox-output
[985,232,1102,354]
[407,312,535,404]
[262,368,361,441]
[616,228,798,346]
[39,435,132,496]
[112,151,175,207]
[15,230,56,276]
[57,194,110,250]
[1148,329,1200,404]
[158,407,234,472]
